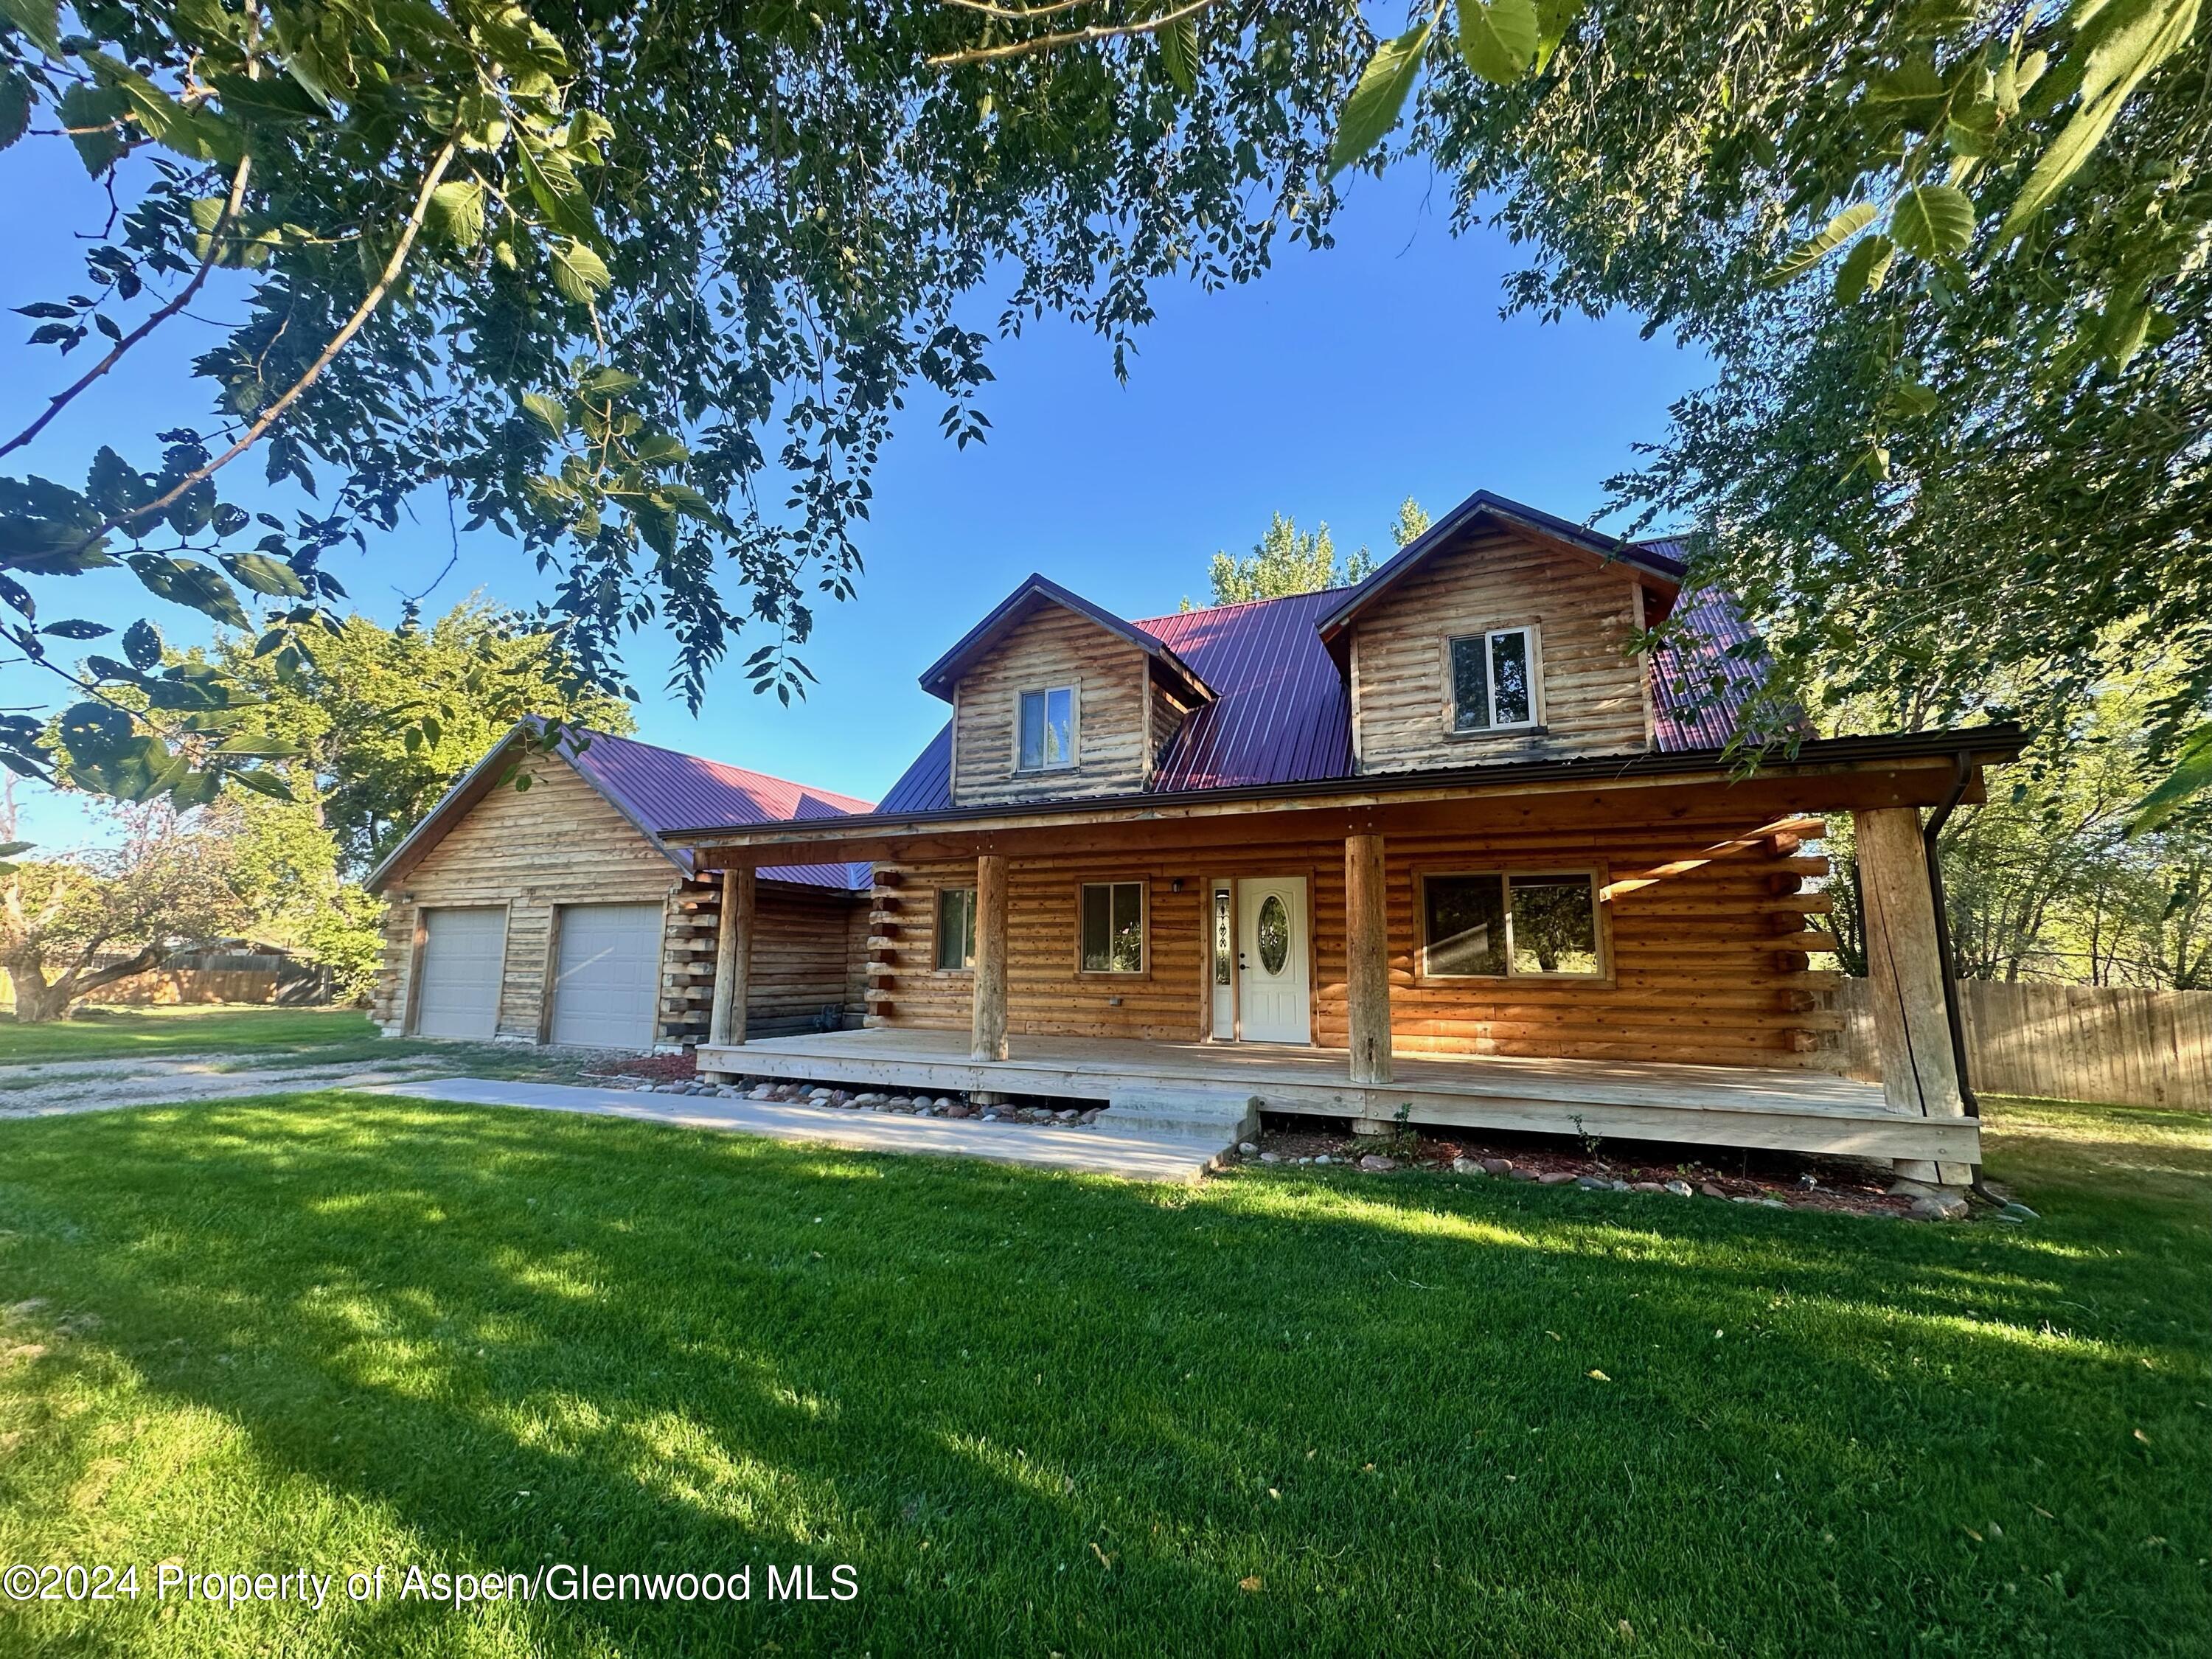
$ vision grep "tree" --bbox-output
[1388,496,1431,549]
[200,600,633,875]
[0,794,248,1021]
[1198,509,1397,608]
[0,0,1366,805]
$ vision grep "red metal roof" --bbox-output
[870,552,1775,814]
[560,727,875,888]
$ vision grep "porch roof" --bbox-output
[661,723,2028,868]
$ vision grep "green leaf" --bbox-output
[58,83,129,175]
[126,554,249,628]
[1,69,32,153]
[2003,0,2200,238]
[1834,232,1897,302]
[1766,201,1879,285]
[1158,12,1198,93]
[39,618,111,639]
[1888,184,1976,257]
[225,765,295,801]
[1531,0,1584,72]
[428,179,487,248]
[221,551,308,597]
[1329,10,1438,177]
[521,392,568,437]
[578,366,643,398]
[0,839,31,858]
[211,731,303,758]
[122,618,163,670]
[548,237,611,304]
[209,71,325,122]
[2128,725,2212,833]
[0,0,61,58]
[1458,0,1539,84]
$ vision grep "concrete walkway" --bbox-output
[361,1077,1229,1183]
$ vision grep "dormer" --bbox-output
[1317,493,1684,774]
[920,574,1213,806]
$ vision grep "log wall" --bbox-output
[866,814,1838,1066]
[1352,526,1649,772]
[951,603,1151,805]
[372,751,866,1047]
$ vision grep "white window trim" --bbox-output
[1445,626,1543,736]
[1014,684,1081,775]
[1415,867,1607,981]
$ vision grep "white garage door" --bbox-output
[549,902,664,1050]
[414,907,507,1039]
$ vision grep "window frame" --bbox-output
[1014,684,1080,774]
[1413,865,1610,984]
[1444,625,1543,737]
[1074,878,1150,977]
[933,884,978,975]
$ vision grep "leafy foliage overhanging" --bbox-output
[0,0,1364,806]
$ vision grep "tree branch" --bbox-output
[0,152,254,463]
[88,138,460,543]
[939,0,1099,20]
[927,0,1221,67]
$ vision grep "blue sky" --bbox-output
[1,144,1709,846]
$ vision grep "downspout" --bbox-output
[1921,750,1998,1198]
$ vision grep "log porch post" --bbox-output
[1346,832,1394,1130]
[971,852,1009,1067]
[707,866,754,1053]
[1855,807,1970,1188]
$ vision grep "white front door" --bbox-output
[549,902,665,1049]
[1236,876,1310,1044]
[414,906,507,1039]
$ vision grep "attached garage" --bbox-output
[367,723,872,1051]
[548,902,665,1049]
[411,905,508,1039]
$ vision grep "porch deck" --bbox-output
[695,1030,1978,1165]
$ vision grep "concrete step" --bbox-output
[1096,1088,1259,1146]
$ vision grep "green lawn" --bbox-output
[0,1005,379,1065]
[0,1093,2203,1657]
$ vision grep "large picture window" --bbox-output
[936,886,977,972]
[1420,871,1601,978]
[1079,880,1146,974]
[1450,628,1537,732]
[1018,686,1076,771]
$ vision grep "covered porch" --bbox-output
[693,1026,1981,1166]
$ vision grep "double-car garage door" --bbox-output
[411,902,663,1049]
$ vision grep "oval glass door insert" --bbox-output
[1256,895,1290,975]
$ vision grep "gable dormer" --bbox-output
[920,575,1211,806]
[1318,494,1683,774]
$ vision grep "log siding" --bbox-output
[861,814,1837,1066]
[1351,526,1648,773]
[950,603,1152,805]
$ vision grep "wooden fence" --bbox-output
[1834,979,2212,1109]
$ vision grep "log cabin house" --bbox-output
[366,723,872,1050]
[667,489,2025,1188]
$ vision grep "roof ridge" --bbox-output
[1134,582,1362,628]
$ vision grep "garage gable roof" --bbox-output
[367,721,875,893]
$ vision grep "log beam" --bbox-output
[1346,832,1392,1086]
[706,866,754,1064]
[971,852,1009,1063]
[1856,806,1970,1186]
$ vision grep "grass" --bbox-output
[0,1092,2203,1657]
[0,1005,381,1065]
[0,1004,608,1084]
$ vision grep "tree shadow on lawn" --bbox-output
[0,1093,2205,1658]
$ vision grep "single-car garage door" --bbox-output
[549,902,664,1049]
[414,906,507,1038]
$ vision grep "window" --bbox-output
[936,886,976,971]
[1420,872,1601,978]
[1018,686,1076,771]
[1080,880,1146,973]
[1450,628,1537,732]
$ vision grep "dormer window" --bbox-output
[1450,627,1538,733]
[1018,686,1077,771]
